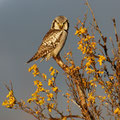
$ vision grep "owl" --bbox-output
[27,16,69,63]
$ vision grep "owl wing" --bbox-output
[27,29,63,63]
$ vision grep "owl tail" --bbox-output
[27,57,35,63]
[26,52,39,63]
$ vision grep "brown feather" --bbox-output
[27,29,63,63]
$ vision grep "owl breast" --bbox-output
[53,30,68,57]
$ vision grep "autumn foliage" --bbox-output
[2,1,120,120]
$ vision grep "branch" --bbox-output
[53,55,95,120]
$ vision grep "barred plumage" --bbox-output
[27,16,69,63]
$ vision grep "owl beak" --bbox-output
[59,24,63,29]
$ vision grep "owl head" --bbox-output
[51,16,69,31]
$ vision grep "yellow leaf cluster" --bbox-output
[52,86,58,92]
[75,27,87,36]
[47,93,54,101]
[87,92,95,106]
[49,66,59,76]
[114,108,120,115]
[28,64,40,77]
[90,79,97,87]
[42,73,47,80]
[27,80,45,105]
[98,96,106,102]
[98,55,106,66]
[47,103,54,112]
[76,32,96,54]
[48,79,54,87]
[84,56,95,74]
[2,90,16,108]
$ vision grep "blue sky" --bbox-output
[0,0,120,120]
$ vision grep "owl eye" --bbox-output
[63,21,69,31]
[51,20,60,29]
[54,21,61,29]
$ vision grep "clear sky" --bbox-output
[0,0,120,120]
